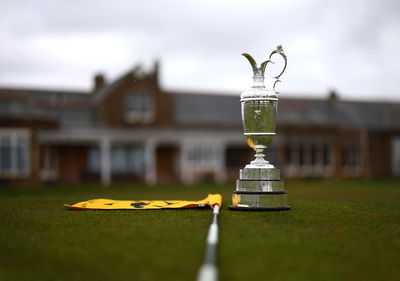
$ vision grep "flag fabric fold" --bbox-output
[65,194,222,210]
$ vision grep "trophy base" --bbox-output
[230,167,290,211]
[245,162,274,169]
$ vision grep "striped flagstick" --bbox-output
[196,204,220,281]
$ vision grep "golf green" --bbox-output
[0,179,399,281]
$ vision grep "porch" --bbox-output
[38,127,245,185]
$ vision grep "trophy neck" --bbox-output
[251,75,265,89]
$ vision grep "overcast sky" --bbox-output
[0,0,399,101]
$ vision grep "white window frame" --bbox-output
[342,137,361,175]
[87,146,101,174]
[187,146,218,168]
[392,137,400,176]
[317,135,335,177]
[125,91,154,123]
[110,144,145,176]
[40,146,58,181]
[283,134,335,177]
[182,140,224,183]
[0,128,31,177]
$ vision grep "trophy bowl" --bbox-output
[242,97,277,168]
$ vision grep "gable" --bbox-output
[97,66,174,128]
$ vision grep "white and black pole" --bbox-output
[196,204,220,281]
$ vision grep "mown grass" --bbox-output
[0,179,399,281]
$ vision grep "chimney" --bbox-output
[93,73,106,92]
[328,89,339,102]
[153,59,160,85]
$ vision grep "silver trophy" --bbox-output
[229,46,290,211]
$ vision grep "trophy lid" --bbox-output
[241,45,287,100]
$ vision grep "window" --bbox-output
[40,146,58,181]
[284,140,294,166]
[282,134,334,177]
[187,146,217,166]
[0,129,30,177]
[310,141,317,167]
[87,146,100,173]
[111,145,145,176]
[125,91,154,122]
[392,137,400,175]
[17,138,28,172]
[112,146,126,173]
[299,140,305,167]
[87,144,145,176]
[342,138,360,171]
[127,147,145,173]
[0,136,11,172]
[322,141,331,167]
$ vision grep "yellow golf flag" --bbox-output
[65,194,222,210]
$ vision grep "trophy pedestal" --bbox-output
[229,167,290,211]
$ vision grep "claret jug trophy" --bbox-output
[229,45,290,211]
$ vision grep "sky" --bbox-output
[0,0,399,101]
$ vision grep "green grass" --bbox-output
[0,179,399,281]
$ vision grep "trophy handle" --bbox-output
[266,45,287,93]
[273,79,281,93]
[268,45,287,79]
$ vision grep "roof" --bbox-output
[170,92,241,126]
[0,87,93,127]
[1,83,399,131]
[277,98,400,130]
[169,91,400,130]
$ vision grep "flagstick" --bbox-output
[196,204,220,281]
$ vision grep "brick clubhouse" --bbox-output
[1,62,399,185]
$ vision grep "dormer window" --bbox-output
[125,91,154,123]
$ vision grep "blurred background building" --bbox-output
[1,62,399,185]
